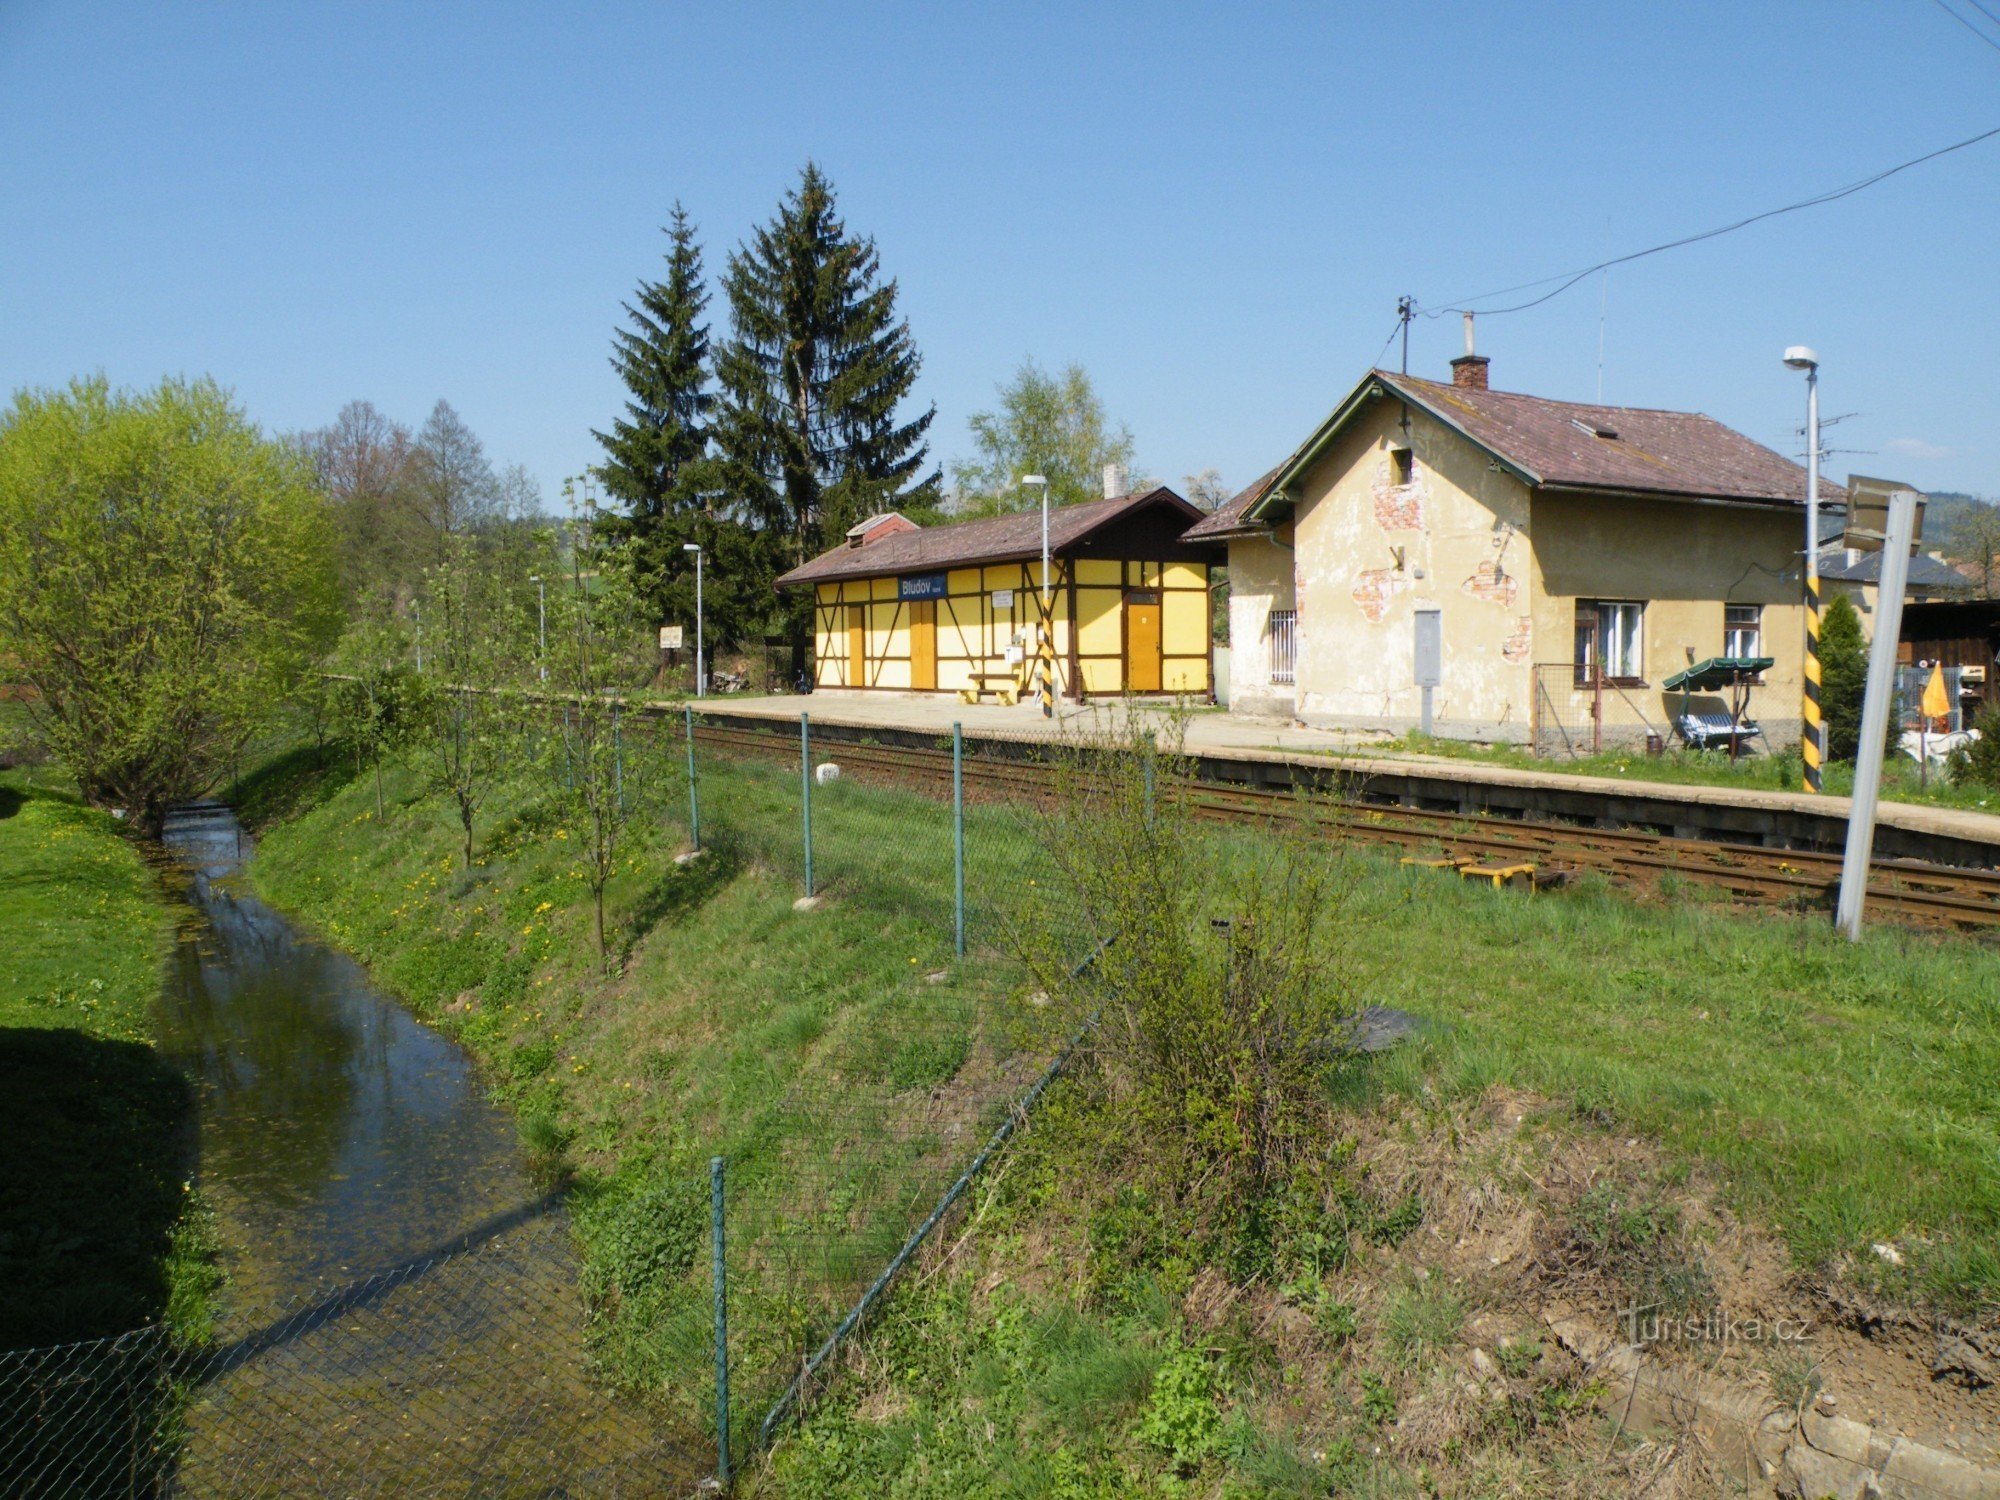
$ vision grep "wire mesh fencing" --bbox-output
[1,1205,697,1499]
[7,701,1150,1495]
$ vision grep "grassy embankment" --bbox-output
[238,722,2000,1492]
[0,730,216,1350]
[1360,731,2000,813]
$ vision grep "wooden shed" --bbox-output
[776,488,1219,700]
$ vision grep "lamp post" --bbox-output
[528,575,546,682]
[1783,346,1824,793]
[1020,475,1052,715]
[683,542,705,698]
[1021,475,1050,602]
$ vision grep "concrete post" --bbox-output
[685,704,700,852]
[1835,488,1918,941]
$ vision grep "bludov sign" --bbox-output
[899,573,948,601]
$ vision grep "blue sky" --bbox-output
[3,1,1996,510]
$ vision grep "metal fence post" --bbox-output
[685,704,700,851]
[1143,749,1156,830]
[801,713,814,898]
[953,723,966,956]
[711,1155,731,1487]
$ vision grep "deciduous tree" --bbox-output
[411,535,516,865]
[539,530,676,964]
[305,400,425,603]
[949,360,1136,515]
[411,400,502,558]
[0,376,339,833]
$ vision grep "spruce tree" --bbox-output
[1820,592,1869,761]
[593,207,756,647]
[713,164,940,669]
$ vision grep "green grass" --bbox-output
[245,740,1040,1448]
[232,713,2000,1484]
[1356,731,2000,813]
[0,768,210,1348]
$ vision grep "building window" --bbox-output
[1268,608,1297,687]
[1574,599,1644,684]
[1724,603,1761,659]
[1389,446,1414,485]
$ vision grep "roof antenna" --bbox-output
[1397,296,1413,374]
[1596,268,1609,403]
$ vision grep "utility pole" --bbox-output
[1784,347,1825,793]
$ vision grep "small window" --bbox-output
[1574,600,1645,685]
[1724,604,1761,659]
[1389,446,1415,485]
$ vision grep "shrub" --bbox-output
[1011,725,1362,1233]
[1951,704,2000,788]
[1138,1345,1223,1473]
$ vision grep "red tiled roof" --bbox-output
[775,486,1202,588]
[1371,371,1842,507]
[1184,467,1280,540]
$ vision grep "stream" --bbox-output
[152,804,688,1497]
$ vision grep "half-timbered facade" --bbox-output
[776,488,1218,700]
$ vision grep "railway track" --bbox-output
[673,716,2000,933]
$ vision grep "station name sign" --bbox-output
[898,573,948,601]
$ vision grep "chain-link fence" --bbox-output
[2,1204,696,1498]
[9,703,1128,1495]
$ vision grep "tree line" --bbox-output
[590,162,1228,668]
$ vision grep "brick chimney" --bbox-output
[1450,310,1490,390]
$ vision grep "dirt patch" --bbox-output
[1344,1086,2000,1473]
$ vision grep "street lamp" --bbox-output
[528,575,546,682]
[1020,475,1050,601]
[683,543,705,698]
[1783,346,1823,793]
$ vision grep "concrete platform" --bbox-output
[694,691,2000,868]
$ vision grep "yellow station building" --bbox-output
[776,487,1217,701]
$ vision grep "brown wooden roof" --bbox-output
[1184,467,1280,540]
[776,487,1204,588]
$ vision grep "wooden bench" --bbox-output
[958,673,1021,706]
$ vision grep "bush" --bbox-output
[1011,726,1362,1232]
[1951,704,2000,788]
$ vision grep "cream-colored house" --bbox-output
[1189,357,1827,753]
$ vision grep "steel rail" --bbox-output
[672,717,2000,931]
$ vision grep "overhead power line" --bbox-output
[1930,0,2000,54]
[1421,120,2000,319]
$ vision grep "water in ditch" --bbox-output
[152,803,692,1497]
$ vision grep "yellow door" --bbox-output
[847,605,868,687]
[910,599,937,691]
[1126,591,1161,692]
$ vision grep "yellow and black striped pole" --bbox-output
[1803,562,1823,792]
[1788,347,1823,792]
